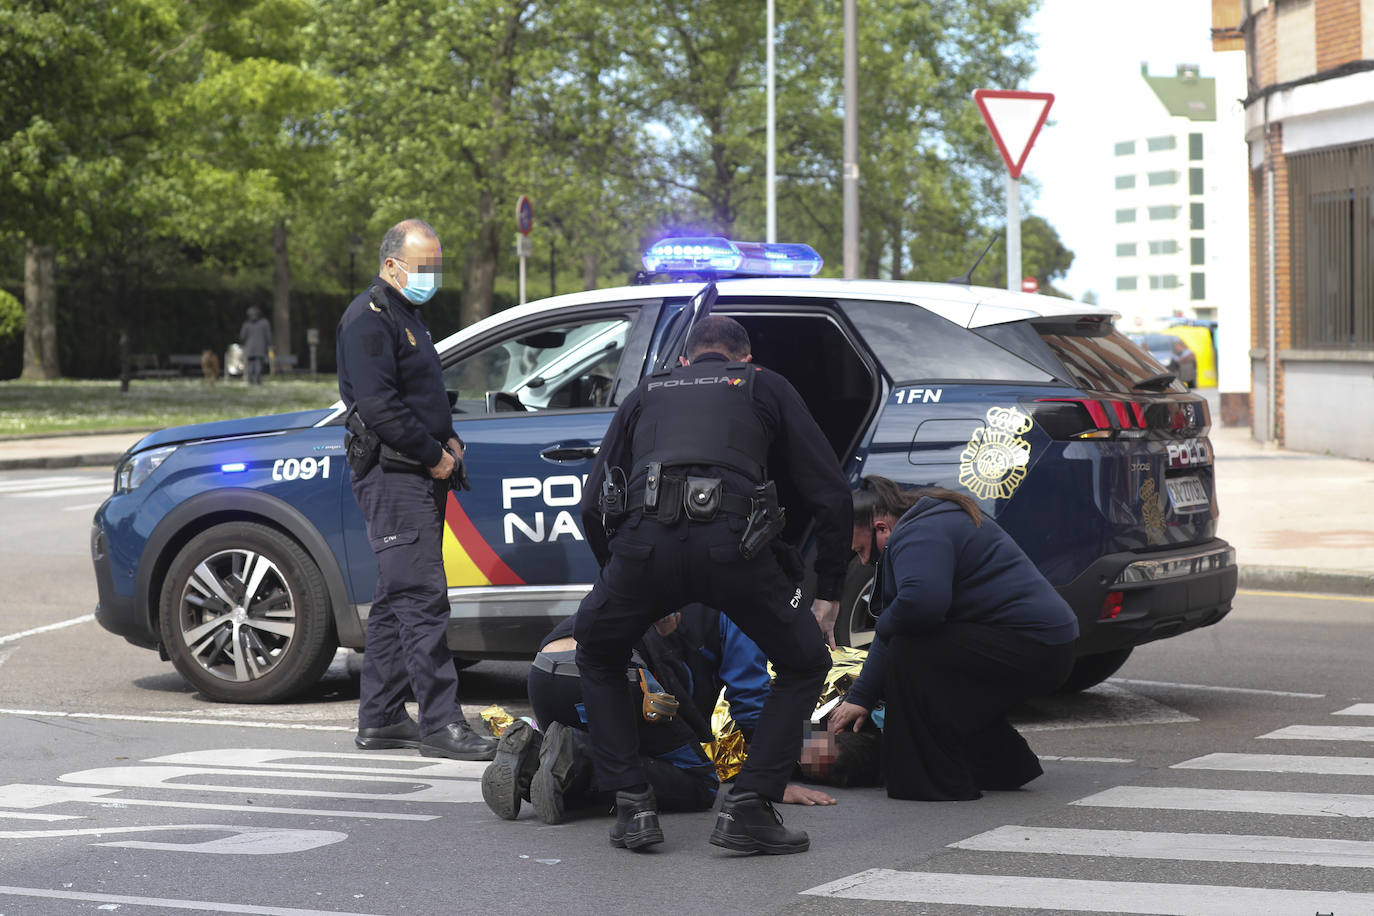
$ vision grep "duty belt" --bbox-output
[625,474,755,521]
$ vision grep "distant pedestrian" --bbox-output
[239,306,272,385]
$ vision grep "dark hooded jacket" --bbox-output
[847,496,1079,710]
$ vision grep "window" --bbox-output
[1036,326,1185,393]
[1289,142,1374,348]
[1191,237,1205,265]
[1148,240,1180,255]
[1147,135,1177,152]
[1149,205,1180,220]
[1189,133,1204,160]
[1191,272,1206,300]
[1117,276,1138,291]
[1115,174,1136,189]
[840,300,1053,382]
[1190,167,1205,195]
[1149,275,1181,290]
[1190,202,1205,230]
[1148,170,1178,186]
[1115,140,1135,156]
[1116,242,1138,256]
[443,315,632,412]
[1116,208,1137,223]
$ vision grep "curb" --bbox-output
[0,452,125,472]
[1238,565,1374,598]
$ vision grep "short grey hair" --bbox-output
[378,219,438,271]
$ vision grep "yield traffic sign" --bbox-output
[973,89,1054,179]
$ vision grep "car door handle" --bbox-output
[540,444,599,461]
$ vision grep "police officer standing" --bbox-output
[336,218,495,762]
[574,315,852,854]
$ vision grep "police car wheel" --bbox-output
[835,559,876,649]
[1055,647,1134,694]
[158,522,337,703]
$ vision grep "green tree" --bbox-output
[981,214,1076,297]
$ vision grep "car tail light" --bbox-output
[1099,591,1124,620]
[1029,398,1155,441]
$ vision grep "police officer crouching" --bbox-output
[574,315,853,854]
[336,218,495,762]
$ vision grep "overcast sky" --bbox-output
[1025,0,1227,299]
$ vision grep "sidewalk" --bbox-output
[2,420,1370,596]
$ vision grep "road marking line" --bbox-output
[1110,677,1325,698]
[799,869,1374,913]
[0,885,387,915]
[1336,703,1374,717]
[150,748,485,778]
[11,484,113,498]
[59,764,482,803]
[0,708,352,731]
[0,477,86,493]
[1019,683,1196,732]
[1074,785,1374,818]
[0,783,437,821]
[1175,752,1374,776]
[0,615,95,646]
[1260,724,1374,742]
[953,824,1374,868]
[61,501,106,512]
[1037,755,1135,764]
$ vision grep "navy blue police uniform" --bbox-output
[574,352,852,807]
[336,278,467,741]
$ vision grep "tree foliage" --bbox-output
[1,0,1072,378]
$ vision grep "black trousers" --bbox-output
[574,514,829,802]
[351,464,460,736]
[880,622,1074,801]
[245,355,266,385]
[527,651,717,812]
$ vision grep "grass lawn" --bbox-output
[0,377,341,436]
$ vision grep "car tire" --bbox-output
[1055,647,1133,694]
[159,522,337,703]
[834,558,877,649]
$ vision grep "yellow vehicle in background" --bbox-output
[1166,324,1217,388]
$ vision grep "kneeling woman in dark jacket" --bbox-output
[828,476,1079,801]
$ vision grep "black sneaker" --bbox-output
[709,789,809,855]
[530,721,584,824]
[609,787,663,850]
[481,720,542,820]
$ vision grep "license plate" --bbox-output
[1166,475,1210,512]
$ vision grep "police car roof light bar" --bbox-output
[641,237,823,278]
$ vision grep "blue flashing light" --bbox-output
[642,237,823,278]
[221,462,247,473]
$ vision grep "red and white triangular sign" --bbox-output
[973,89,1054,179]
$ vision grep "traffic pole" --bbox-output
[1006,173,1021,293]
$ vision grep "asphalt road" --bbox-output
[2,468,1373,915]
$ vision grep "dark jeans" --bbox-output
[527,651,717,812]
[880,622,1074,801]
[245,355,266,385]
[573,513,829,802]
[351,464,460,735]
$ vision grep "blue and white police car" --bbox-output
[91,237,1236,702]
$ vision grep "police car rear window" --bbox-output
[841,299,1055,383]
[1036,325,1186,393]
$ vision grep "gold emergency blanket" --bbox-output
[703,645,868,781]
[479,704,516,738]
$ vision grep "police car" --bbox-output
[91,237,1236,702]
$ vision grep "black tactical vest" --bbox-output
[630,360,769,482]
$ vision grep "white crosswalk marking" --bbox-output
[10,484,112,498]
[1175,752,1374,776]
[1260,724,1374,742]
[1335,703,1374,716]
[953,824,1374,868]
[1075,784,1374,818]
[800,870,1374,914]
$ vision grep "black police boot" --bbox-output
[419,721,498,761]
[481,719,543,819]
[355,714,420,750]
[608,786,663,850]
[709,789,809,855]
[529,721,593,825]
